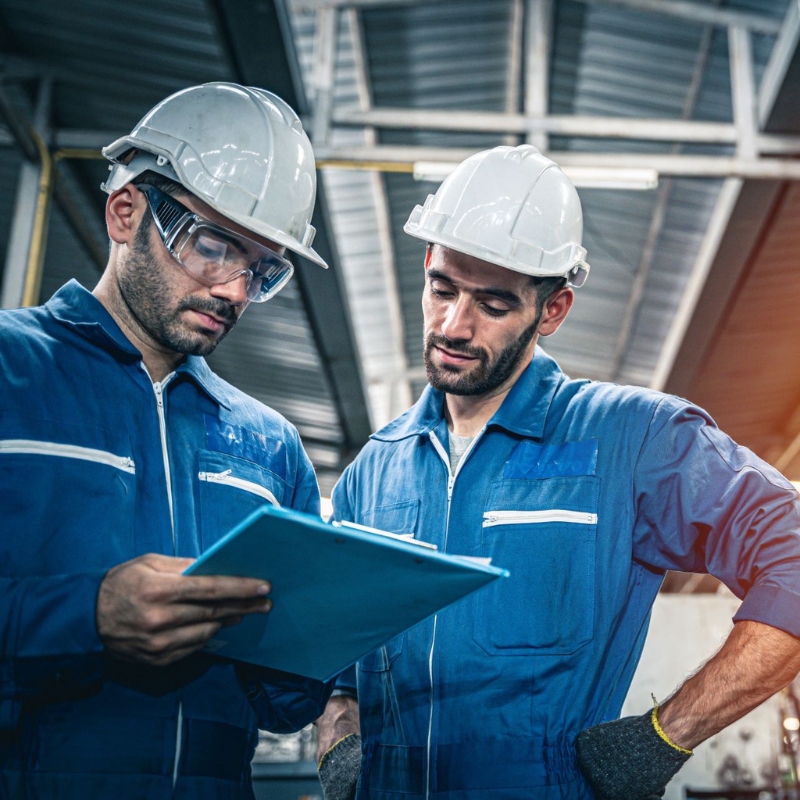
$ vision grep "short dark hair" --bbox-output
[529,274,567,318]
[134,170,189,199]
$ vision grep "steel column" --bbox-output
[1,78,52,309]
[525,0,551,151]
[311,6,338,146]
[649,178,743,392]
[729,26,757,160]
[345,6,412,420]
[610,19,715,381]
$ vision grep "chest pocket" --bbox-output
[0,417,136,573]
[357,500,419,672]
[474,474,599,656]
[197,449,288,552]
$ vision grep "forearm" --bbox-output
[316,694,360,764]
[659,619,800,749]
[0,573,107,730]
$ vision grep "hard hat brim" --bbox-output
[102,138,329,269]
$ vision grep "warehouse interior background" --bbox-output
[2,0,800,796]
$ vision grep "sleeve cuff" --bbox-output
[734,583,800,638]
[15,571,107,658]
[334,664,357,697]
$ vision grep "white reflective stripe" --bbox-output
[482,509,597,527]
[0,439,135,474]
[198,470,280,507]
[172,702,183,788]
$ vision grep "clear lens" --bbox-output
[140,183,294,303]
[248,257,295,302]
[174,223,294,303]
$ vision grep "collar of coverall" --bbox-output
[45,279,232,409]
[371,344,566,443]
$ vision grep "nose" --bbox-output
[440,295,475,342]
[209,271,249,307]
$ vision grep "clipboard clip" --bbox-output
[332,520,438,551]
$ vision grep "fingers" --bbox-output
[138,610,264,666]
[149,596,273,631]
[138,620,225,666]
[138,553,272,602]
[172,574,271,603]
[97,553,275,667]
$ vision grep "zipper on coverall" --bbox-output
[147,371,184,789]
[425,429,484,800]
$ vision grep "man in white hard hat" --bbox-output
[0,82,334,799]
[314,144,800,800]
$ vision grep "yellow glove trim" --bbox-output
[318,733,359,771]
[651,707,693,756]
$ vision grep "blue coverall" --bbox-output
[333,346,800,799]
[0,281,333,799]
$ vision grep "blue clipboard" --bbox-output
[184,504,508,681]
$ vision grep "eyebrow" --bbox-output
[427,268,523,306]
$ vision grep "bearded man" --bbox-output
[315,145,800,800]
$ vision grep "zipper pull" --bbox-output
[198,469,232,481]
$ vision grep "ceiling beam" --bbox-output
[729,26,757,160]
[344,7,412,420]
[289,0,782,34]
[574,0,782,35]
[525,0,551,152]
[313,144,800,179]
[649,177,743,392]
[610,15,716,382]
[759,0,800,131]
[333,107,743,142]
[40,122,800,155]
[310,6,337,146]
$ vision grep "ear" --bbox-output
[537,287,574,337]
[106,185,144,246]
[424,243,433,270]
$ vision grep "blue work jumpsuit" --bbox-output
[333,346,800,799]
[0,281,333,799]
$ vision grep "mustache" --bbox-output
[178,296,238,326]
[426,333,486,361]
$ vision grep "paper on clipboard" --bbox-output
[184,504,507,681]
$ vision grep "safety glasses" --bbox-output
[137,183,294,303]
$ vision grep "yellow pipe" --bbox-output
[21,131,55,308]
[316,159,415,173]
[53,148,104,161]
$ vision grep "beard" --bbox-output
[117,215,238,357]
[423,316,540,396]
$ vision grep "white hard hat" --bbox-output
[404,144,589,286]
[102,82,328,269]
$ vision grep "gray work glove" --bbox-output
[576,708,692,800]
[318,733,361,800]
